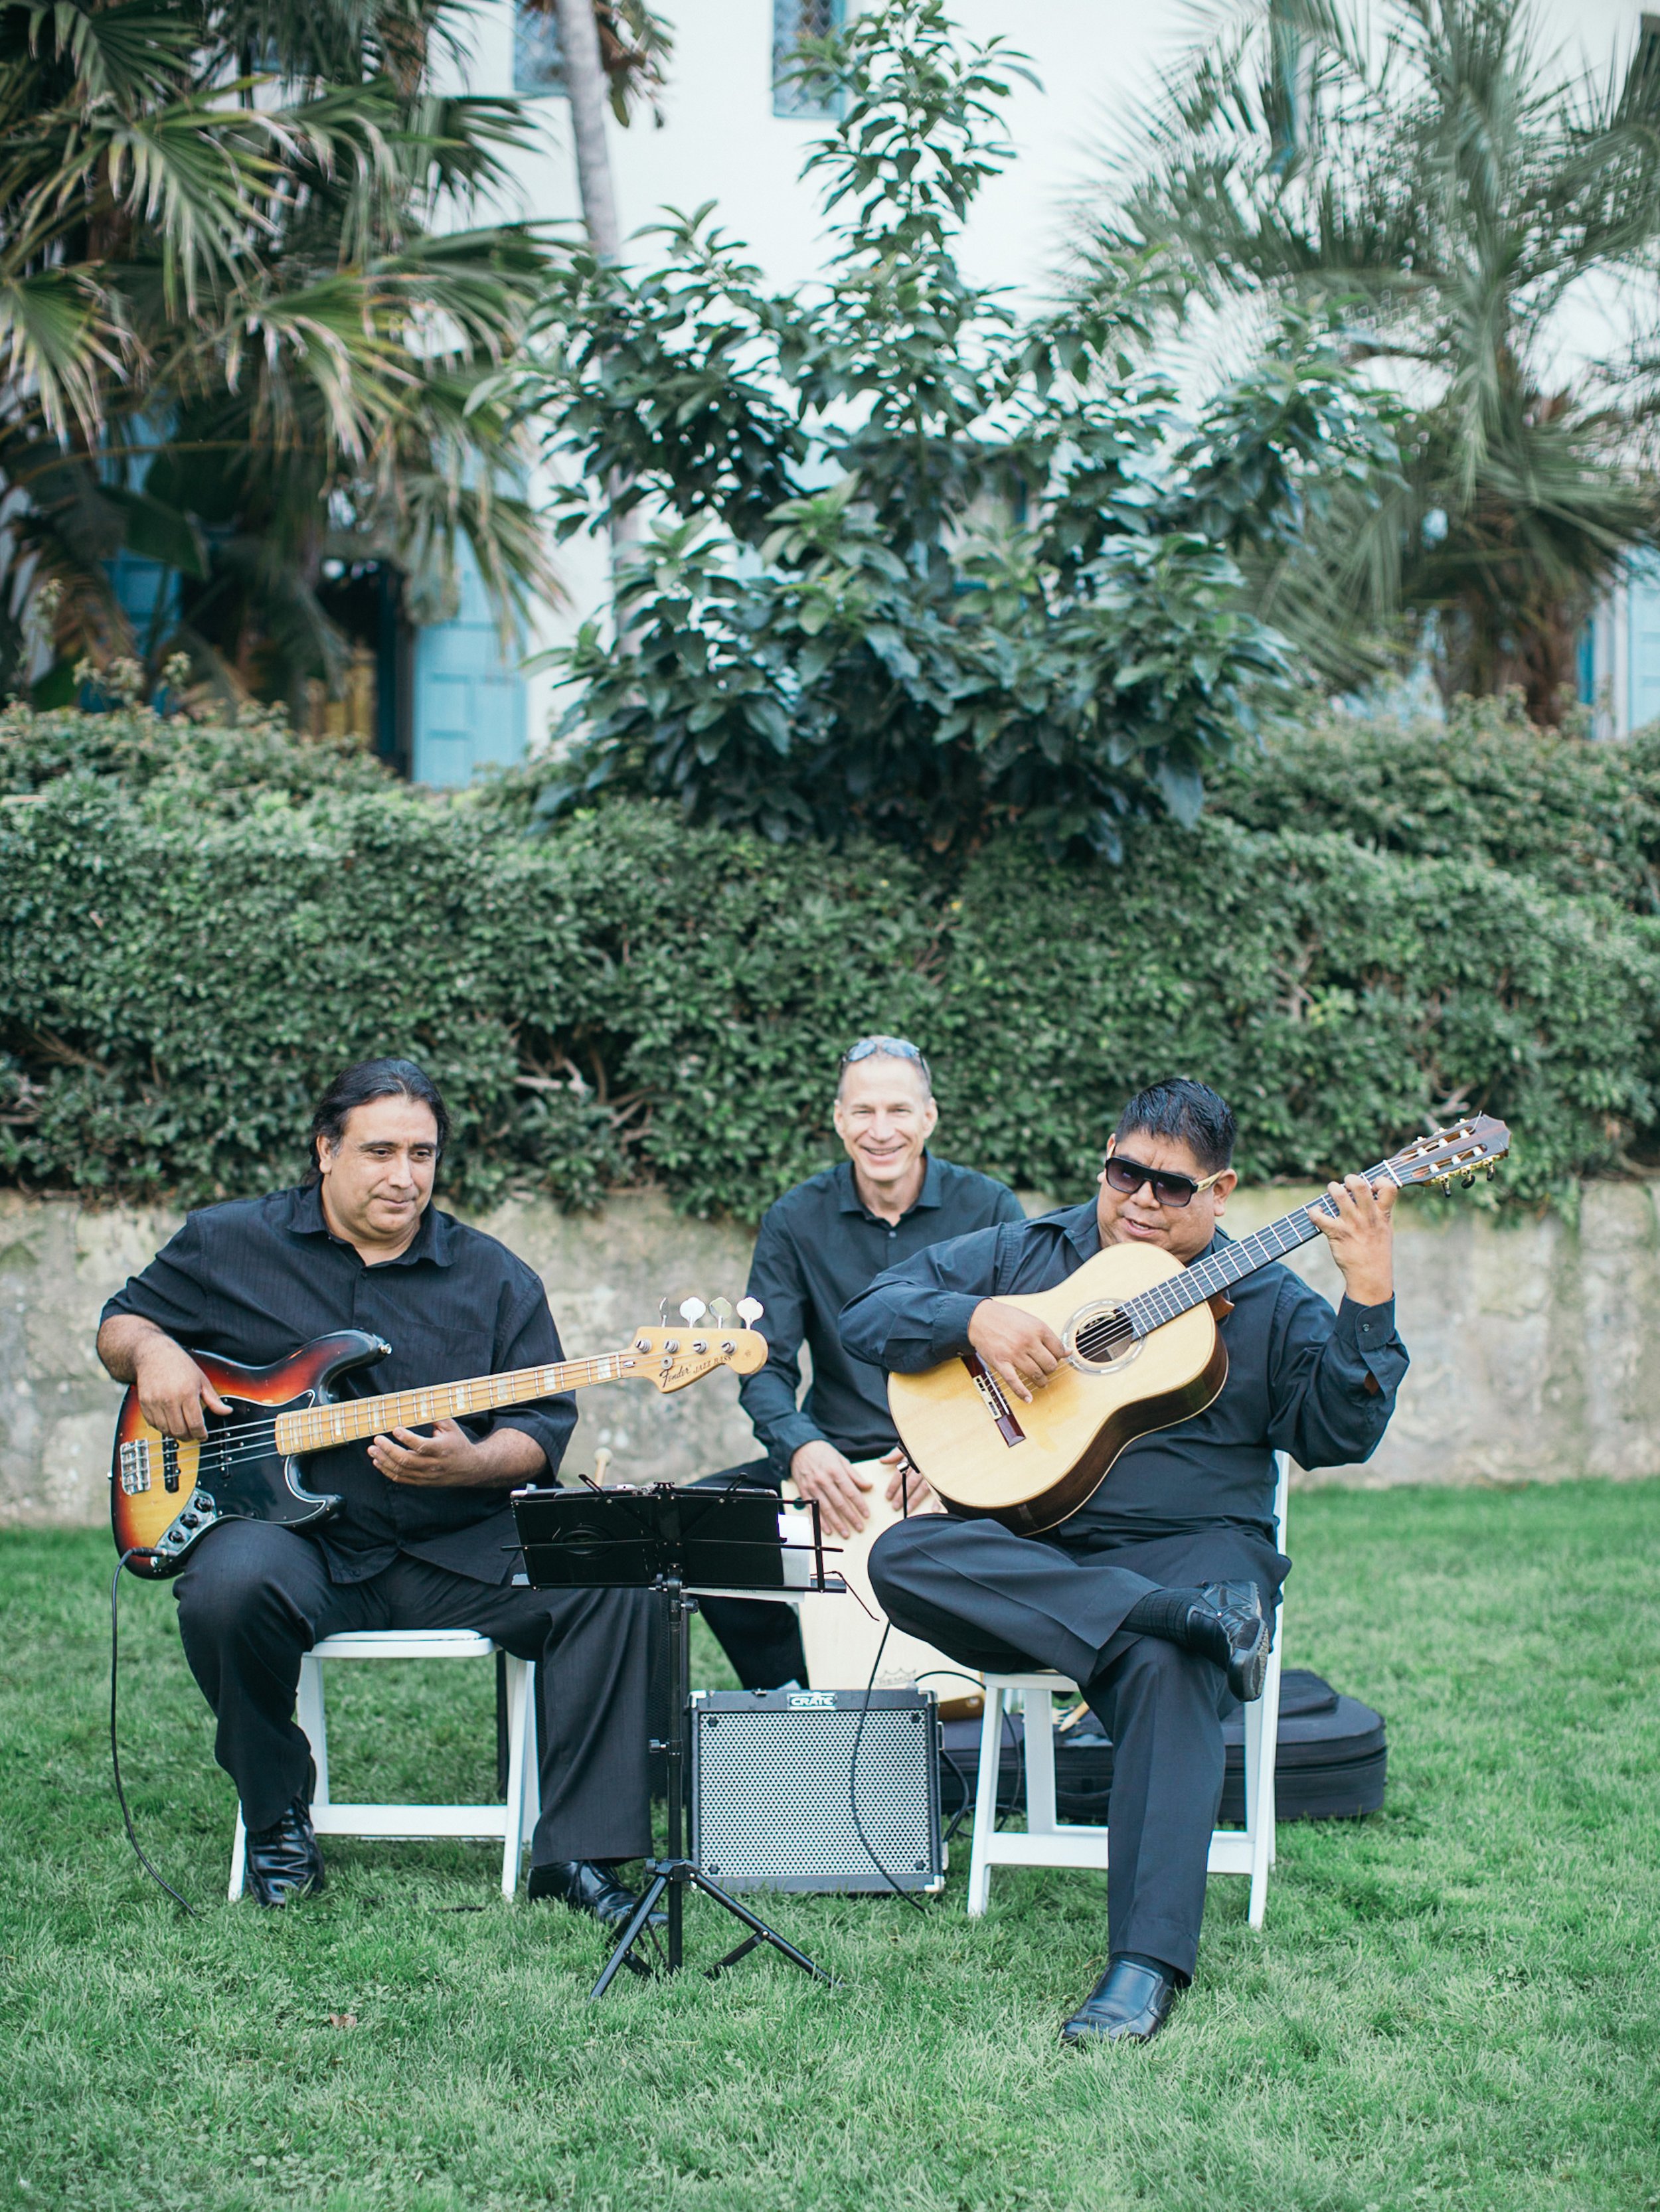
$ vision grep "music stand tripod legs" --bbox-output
[590,1577,835,2000]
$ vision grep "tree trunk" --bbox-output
[552,0,622,262]
[551,0,639,587]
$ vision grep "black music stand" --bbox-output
[511,1481,844,1999]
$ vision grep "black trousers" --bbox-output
[869,1515,1287,1982]
[689,1461,809,1691]
[173,1519,658,1861]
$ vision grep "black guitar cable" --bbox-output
[845,1458,931,1914]
[111,1552,201,1917]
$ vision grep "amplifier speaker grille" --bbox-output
[689,1690,945,1893]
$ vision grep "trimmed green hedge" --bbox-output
[4,698,1655,1214]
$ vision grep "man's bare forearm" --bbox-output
[469,1425,546,1488]
[97,1313,170,1384]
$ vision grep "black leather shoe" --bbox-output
[1060,1958,1179,2046]
[1197,1580,1270,1701]
[245,1796,325,1907]
[528,1858,667,1931]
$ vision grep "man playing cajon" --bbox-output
[696,1036,1024,1690]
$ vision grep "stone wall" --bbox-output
[4,1180,1658,1530]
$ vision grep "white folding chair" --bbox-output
[966,1455,1289,1929]
[228,1630,539,1902]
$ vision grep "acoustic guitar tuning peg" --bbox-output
[679,1297,708,1324]
[708,1297,736,1326]
[736,1297,764,1328]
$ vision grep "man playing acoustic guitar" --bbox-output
[842,1078,1407,2046]
[97,1057,660,1929]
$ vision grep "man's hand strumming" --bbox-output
[968,1300,1066,1404]
[134,1337,232,1441]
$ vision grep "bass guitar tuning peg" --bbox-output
[659,1297,669,1326]
[679,1297,708,1324]
[736,1297,764,1328]
[708,1297,736,1326]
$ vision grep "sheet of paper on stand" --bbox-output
[776,1512,830,1591]
[791,1465,985,1716]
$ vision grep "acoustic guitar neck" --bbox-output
[272,1350,642,1457]
[1120,1163,1395,1340]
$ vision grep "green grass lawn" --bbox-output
[2,1482,1657,2212]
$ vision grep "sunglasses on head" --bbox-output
[840,1036,926,1067]
[1102,1152,1225,1209]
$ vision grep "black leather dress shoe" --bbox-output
[528,1858,667,1931]
[246,1796,325,1907]
[1197,1580,1270,1701]
[1060,1958,1179,2047]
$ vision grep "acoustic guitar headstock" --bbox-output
[1385,1115,1511,1194]
[625,1297,767,1391]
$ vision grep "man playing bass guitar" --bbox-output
[98,1056,659,1929]
[841,1079,1408,2047]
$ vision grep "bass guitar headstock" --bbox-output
[1385,1114,1511,1193]
[627,1297,767,1392]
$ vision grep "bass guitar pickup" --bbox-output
[117,1437,183,1494]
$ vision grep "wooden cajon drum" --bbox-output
[793,1462,983,1715]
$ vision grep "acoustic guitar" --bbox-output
[110,1299,766,1578]
[887,1117,1509,1534]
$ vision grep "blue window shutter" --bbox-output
[773,0,846,118]
[1629,553,1660,732]
[412,543,528,787]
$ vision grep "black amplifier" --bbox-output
[689,1688,946,1894]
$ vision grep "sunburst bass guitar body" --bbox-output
[888,1245,1227,1536]
[111,1304,768,1577]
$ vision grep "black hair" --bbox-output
[306,1058,449,1185]
[1114,1078,1236,1175]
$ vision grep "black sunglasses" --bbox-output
[1103,1152,1225,1209]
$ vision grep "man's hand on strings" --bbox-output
[133,1336,232,1441]
[371,1419,486,1487]
[968,1299,1066,1404]
[1311,1174,1397,1306]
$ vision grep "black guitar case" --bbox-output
[938,1670,1387,1827]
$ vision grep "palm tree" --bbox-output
[0,0,558,711]
[1105,0,1660,722]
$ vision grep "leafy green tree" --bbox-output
[501,0,1394,857]
[1109,0,1660,721]
[0,0,558,710]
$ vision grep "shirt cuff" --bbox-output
[920,1293,983,1365]
[758,1410,825,1465]
[1333,1295,1408,1387]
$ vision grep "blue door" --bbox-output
[1630,553,1660,733]
[412,542,528,786]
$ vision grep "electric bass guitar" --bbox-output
[888,1117,1509,1534]
[110,1297,768,1578]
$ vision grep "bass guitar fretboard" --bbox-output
[273,1352,643,1456]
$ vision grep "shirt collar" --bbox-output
[836,1152,942,1222]
[1063,1200,1102,1259]
[284,1183,453,1267]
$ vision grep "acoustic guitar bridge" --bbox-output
[961,1354,1027,1447]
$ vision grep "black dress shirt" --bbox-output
[839,1200,1408,1542]
[101,1184,576,1585]
[738,1154,1026,1468]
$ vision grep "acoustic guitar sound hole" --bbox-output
[1066,1303,1141,1376]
